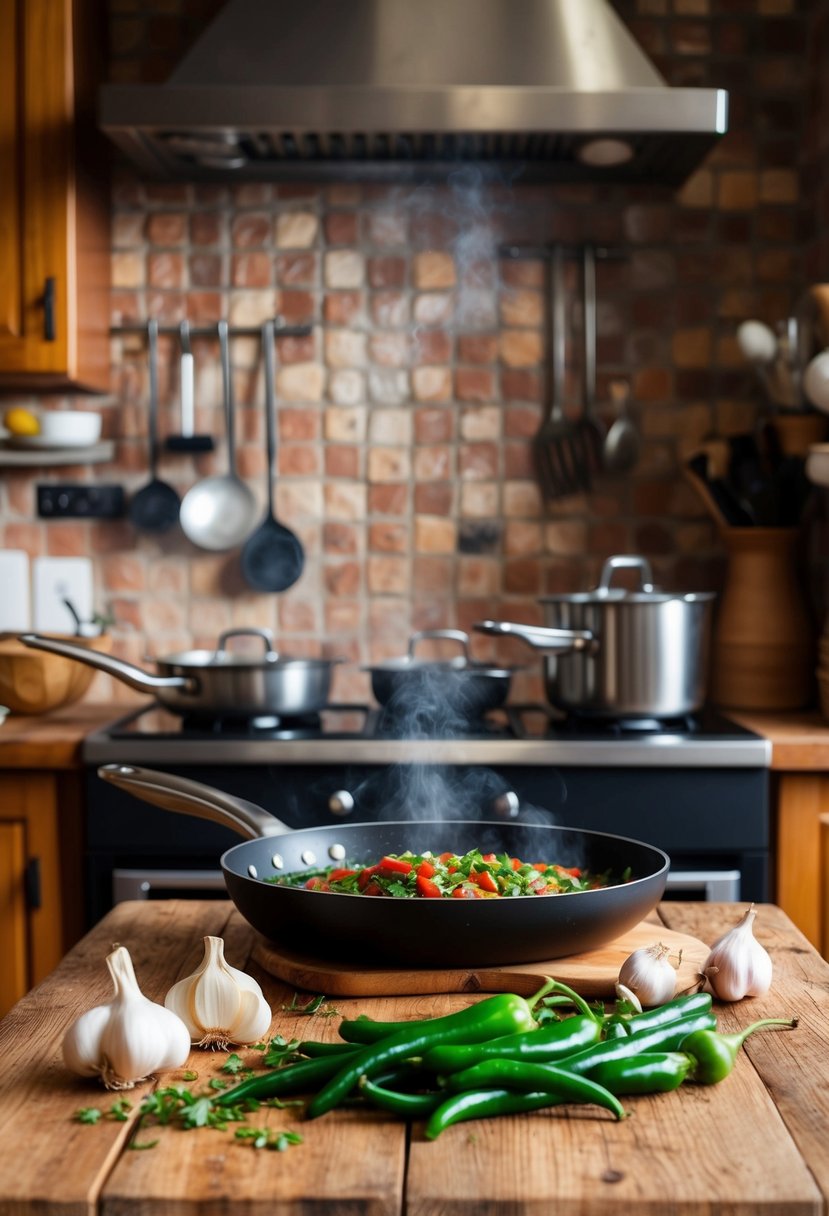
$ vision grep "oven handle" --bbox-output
[113,868,225,903]
[665,868,741,901]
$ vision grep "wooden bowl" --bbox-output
[0,634,113,714]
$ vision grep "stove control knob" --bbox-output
[490,790,520,819]
[329,790,355,817]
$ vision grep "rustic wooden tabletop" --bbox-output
[0,899,826,1215]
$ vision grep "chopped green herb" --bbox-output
[235,1127,303,1152]
[108,1099,132,1122]
[75,1107,102,1124]
[263,1035,303,1068]
[129,1139,159,1151]
[221,1053,246,1075]
[182,1070,198,1081]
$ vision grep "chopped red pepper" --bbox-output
[417,860,436,879]
[416,874,442,898]
[328,868,356,882]
[475,869,499,894]
[357,864,380,890]
[362,881,385,896]
[379,856,413,875]
[452,886,482,899]
[481,853,497,863]
[304,877,330,891]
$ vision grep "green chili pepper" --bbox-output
[587,1052,693,1095]
[442,1059,626,1120]
[358,1076,445,1117]
[558,1009,718,1077]
[298,1040,355,1058]
[424,1089,565,1140]
[601,1019,631,1041]
[418,1014,601,1073]
[681,1016,797,1085]
[308,988,551,1119]
[213,1049,360,1106]
[338,977,558,1045]
[623,992,713,1035]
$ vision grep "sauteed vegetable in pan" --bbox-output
[273,848,626,898]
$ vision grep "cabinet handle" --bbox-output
[24,858,42,909]
[43,277,56,342]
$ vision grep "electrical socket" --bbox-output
[37,484,125,519]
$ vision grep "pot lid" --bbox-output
[363,629,516,677]
[539,555,716,605]
[159,628,338,670]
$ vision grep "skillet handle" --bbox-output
[19,635,194,693]
[97,764,290,839]
[473,620,595,655]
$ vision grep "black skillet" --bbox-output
[98,764,669,968]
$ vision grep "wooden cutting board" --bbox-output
[252,920,709,998]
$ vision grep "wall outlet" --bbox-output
[32,557,93,633]
[37,484,125,518]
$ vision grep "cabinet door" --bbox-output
[0,821,29,1019]
[0,0,72,379]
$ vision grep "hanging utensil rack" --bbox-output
[110,319,312,340]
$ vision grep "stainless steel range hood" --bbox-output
[99,0,728,185]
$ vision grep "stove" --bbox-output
[82,702,771,925]
[84,702,769,766]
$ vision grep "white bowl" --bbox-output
[31,411,101,448]
[806,443,829,488]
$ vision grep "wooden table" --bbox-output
[1,900,828,1215]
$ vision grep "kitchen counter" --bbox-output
[0,703,116,768]
[0,899,826,1214]
[730,709,829,770]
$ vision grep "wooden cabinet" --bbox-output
[0,771,85,1018]
[775,772,829,957]
[0,0,110,392]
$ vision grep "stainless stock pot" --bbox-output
[475,555,715,720]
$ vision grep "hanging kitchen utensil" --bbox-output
[96,763,670,968]
[475,555,715,720]
[240,319,305,592]
[573,241,604,484]
[534,245,584,499]
[179,320,259,551]
[165,320,214,453]
[128,319,181,533]
[20,627,340,718]
[602,380,640,474]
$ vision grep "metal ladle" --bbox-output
[179,320,258,551]
[602,380,640,474]
[240,320,305,592]
[128,319,181,533]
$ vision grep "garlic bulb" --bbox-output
[63,945,191,1089]
[618,942,678,1007]
[701,904,772,1002]
[165,935,272,1048]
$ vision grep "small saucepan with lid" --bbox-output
[475,555,715,720]
[363,629,518,723]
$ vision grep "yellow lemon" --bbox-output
[4,407,40,436]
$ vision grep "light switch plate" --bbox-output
[0,550,31,631]
[32,557,93,633]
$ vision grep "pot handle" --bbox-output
[408,629,470,660]
[216,627,277,657]
[19,634,195,693]
[473,620,595,654]
[97,764,290,839]
[597,555,654,594]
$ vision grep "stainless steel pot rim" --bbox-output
[362,658,515,677]
[159,650,342,669]
[538,591,716,605]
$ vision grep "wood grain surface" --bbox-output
[252,918,709,998]
[0,899,825,1216]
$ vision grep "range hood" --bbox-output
[99,0,728,186]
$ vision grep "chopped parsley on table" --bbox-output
[270,848,624,898]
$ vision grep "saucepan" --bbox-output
[20,628,340,719]
[363,629,518,723]
[475,555,715,720]
[97,764,669,968]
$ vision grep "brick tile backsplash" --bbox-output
[1,0,828,705]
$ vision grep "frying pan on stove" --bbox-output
[98,764,669,968]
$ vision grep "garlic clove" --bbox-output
[701,904,773,1002]
[165,935,272,1048]
[62,1005,112,1078]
